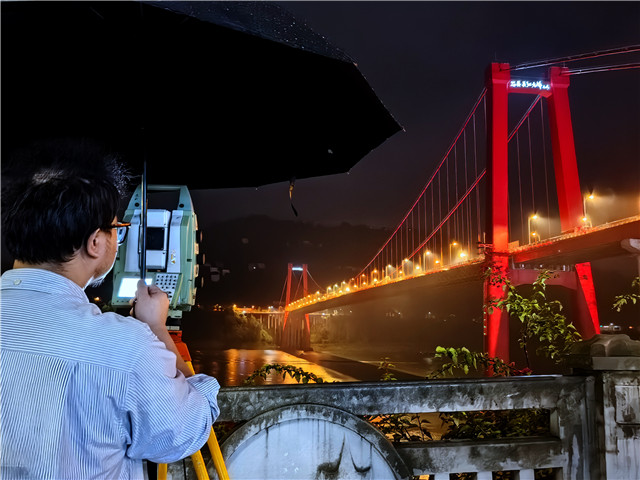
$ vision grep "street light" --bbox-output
[449,241,458,264]
[424,250,433,270]
[385,264,393,281]
[583,193,595,227]
[528,214,538,244]
[402,258,412,276]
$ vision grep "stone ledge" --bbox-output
[567,334,640,370]
[592,356,640,371]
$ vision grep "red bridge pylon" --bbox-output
[484,63,600,362]
[282,263,311,351]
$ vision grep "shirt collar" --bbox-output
[1,268,89,304]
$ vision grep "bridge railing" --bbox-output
[213,376,589,479]
[201,337,639,480]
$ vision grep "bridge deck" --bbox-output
[289,216,639,315]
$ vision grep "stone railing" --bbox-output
[170,335,640,479]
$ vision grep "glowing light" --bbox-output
[528,213,539,244]
[509,79,550,91]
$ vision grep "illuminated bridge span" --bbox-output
[284,50,640,360]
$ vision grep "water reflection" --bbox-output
[190,349,358,386]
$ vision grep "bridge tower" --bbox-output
[281,263,311,351]
[484,63,600,361]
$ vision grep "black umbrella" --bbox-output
[2,1,402,188]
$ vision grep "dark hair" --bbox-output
[2,139,130,264]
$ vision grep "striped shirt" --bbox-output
[0,268,220,479]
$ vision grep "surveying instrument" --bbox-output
[111,177,229,480]
[111,184,201,320]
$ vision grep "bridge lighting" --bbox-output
[583,193,595,226]
[528,214,539,244]
[459,251,467,258]
[449,242,459,264]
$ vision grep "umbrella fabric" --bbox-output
[2,1,402,189]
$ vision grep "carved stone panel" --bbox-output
[217,404,410,479]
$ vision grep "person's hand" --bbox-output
[130,280,170,333]
[129,280,192,377]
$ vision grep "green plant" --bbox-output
[243,363,326,385]
[485,267,581,367]
[366,413,433,442]
[612,276,640,312]
[366,357,434,443]
[378,356,398,381]
[428,346,532,379]
[429,347,549,444]
[439,408,550,440]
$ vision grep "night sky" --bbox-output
[2,2,638,315]
[192,1,639,229]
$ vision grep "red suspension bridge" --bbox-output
[281,50,640,361]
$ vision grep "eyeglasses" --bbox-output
[106,222,131,245]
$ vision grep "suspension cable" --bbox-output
[515,132,524,242]
[540,101,552,238]
[567,62,640,75]
[306,271,323,293]
[409,171,486,260]
[507,45,640,71]
[279,275,288,306]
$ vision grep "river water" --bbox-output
[188,344,435,386]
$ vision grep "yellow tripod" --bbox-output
[157,331,230,480]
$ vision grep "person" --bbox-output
[0,141,220,479]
